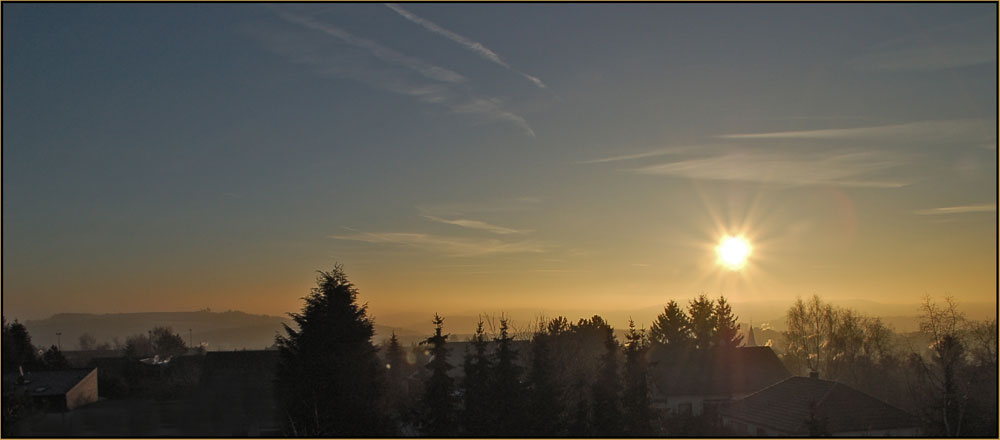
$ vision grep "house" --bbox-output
[3,368,99,411]
[649,346,791,417]
[719,374,921,436]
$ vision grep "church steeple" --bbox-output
[746,318,757,347]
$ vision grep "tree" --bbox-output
[383,332,407,424]
[2,318,38,373]
[123,333,154,359]
[526,322,564,436]
[460,321,493,435]
[568,375,591,437]
[622,319,653,435]
[784,295,836,375]
[713,296,743,349]
[490,317,526,436]
[688,295,716,350]
[590,319,622,436]
[274,265,387,437]
[420,314,456,437]
[41,345,69,370]
[150,327,187,359]
[906,296,997,437]
[650,300,691,348]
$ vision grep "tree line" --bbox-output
[272,266,837,437]
[3,265,995,437]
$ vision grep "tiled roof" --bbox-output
[720,376,918,434]
[2,368,95,397]
[650,346,791,397]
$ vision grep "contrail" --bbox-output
[386,3,547,89]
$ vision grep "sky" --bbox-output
[3,3,996,326]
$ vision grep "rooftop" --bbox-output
[650,346,791,397]
[3,368,95,397]
[720,375,918,434]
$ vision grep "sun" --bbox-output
[716,235,752,270]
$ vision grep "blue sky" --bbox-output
[3,3,995,322]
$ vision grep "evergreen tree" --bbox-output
[274,265,387,437]
[490,318,526,436]
[650,300,691,348]
[713,296,743,349]
[384,332,407,424]
[460,321,493,435]
[590,321,622,436]
[688,295,716,350]
[420,314,457,437]
[526,325,564,435]
[622,319,653,435]
[2,318,38,373]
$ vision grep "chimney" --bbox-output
[809,370,819,379]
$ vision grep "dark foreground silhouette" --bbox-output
[2,265,996,437]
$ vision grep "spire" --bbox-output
[746,318,757,347]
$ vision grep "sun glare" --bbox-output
[716,235,752,270]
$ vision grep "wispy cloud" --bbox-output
[914,204,996,215]
[423,215,530,235]
[850,17,995,72]
[634,150,908,188]
[385,3,547,89]
[717,119,994,143]
[329,231,544,257]
[254,9,535,137]
[417,197,542,217]
[577,146,702,164]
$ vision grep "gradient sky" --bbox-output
[3,3,996,324]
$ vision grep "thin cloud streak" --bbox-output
[914,204,996,215]
[329,231,545,257]
[261,9,535,137]
[386,3,547,89]
[423,215,530,235]
[577,146,700,164]
[277,10,466,84]
[634,151,908,188]
[417,197,542,217]
[717,119,993,142]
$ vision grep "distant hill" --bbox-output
[22,310,423,351]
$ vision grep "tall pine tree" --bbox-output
[460,321,493,435]
[420,314,457,437]
[384,332,407,425]
[622,319,653,435]
[713,296,743,349]
[526,325,564,435]
[490,317,526,436]
[650,300,691,349]
[688,295,716,350]
[274,265,387,436]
